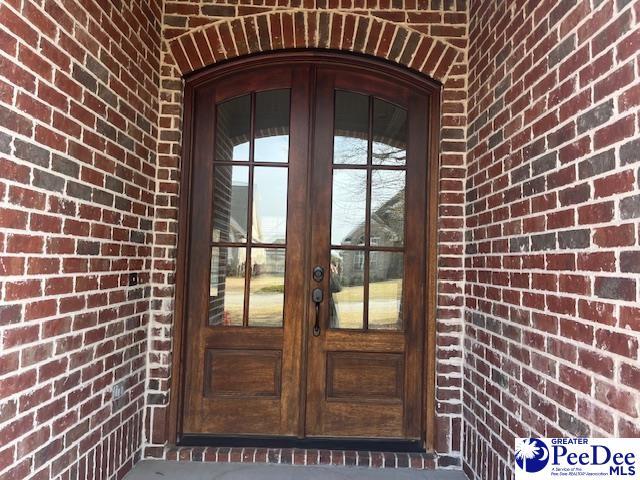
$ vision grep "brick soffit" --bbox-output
[165,9,462,83]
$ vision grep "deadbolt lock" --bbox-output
[312,266,324,282]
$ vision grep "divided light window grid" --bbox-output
[330,90,408,332]
[209,89,291,328]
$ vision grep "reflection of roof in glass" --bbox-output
[230,184,262,242]
[341,190,404,244]
[230,184,249,232]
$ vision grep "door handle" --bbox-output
[312,288,323,336]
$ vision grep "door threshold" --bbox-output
[178,435,425,453]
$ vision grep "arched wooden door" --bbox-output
[176,53,440,450]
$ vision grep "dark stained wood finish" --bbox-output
[181,65,310,436]
[172,51,441,450]
[424,93,442,452]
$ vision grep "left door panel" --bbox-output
[181,66,310,437]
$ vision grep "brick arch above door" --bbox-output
[165,9,461,83]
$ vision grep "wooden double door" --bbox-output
[179,54,436,447]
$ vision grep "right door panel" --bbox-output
[305,67,429,440]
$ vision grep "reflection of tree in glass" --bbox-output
[334,135,367,165]
[333,170,366,209]
[373,143,406,165]
[371,170,405,201]
[334,135,406,166]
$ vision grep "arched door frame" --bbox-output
[169,50,441,451]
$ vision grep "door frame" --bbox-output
[167,50,442,452]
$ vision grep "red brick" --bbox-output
[0,208,28,230]
[24,299,57,320]
[0,4,38,46]
[0,1,638,478]
[621,363,640,390]
[593,115,635,149]
[578,349,613,378]
[593,224,635,247]
[595,330,638,359]
[559,365,591,394]
[559,274,590,295]
[595,381,637,417]
[5,279,42,300]
[594,62,635,101]
[594,169,635,198]
[619,307,640,332]
[560,318,592,343]
[577,201,614,224]
[0,2,156,477]
[576,252,616,272]
[578,299,616,326]
[0,370,37,397]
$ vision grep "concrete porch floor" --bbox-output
[125,461,467,479]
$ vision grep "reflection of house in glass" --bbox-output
[339,190,404,286]
[331,186,405,330]
[209,178,286,325]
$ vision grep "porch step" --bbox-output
[125,460,468,480]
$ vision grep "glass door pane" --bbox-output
[368,252,403,331]
[209,247,244,326]
[331,169,366,246]
[209,89,291,328]
[215,95,250,161]
[255,90,290,163]
[333,91,369,165]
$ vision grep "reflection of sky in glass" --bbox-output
[334,91,368,165]
[230,166,249,186]
[253,167,288,243]
[331,170,366,245]
[233,142,249,160]
[334,136,367,164]
[255,135,289,163]
[255,89,289,163]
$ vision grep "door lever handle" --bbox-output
[312,288,323,337]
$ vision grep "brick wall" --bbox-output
[144,0,468,466]
[0,1,161,479]
[464,0,640,478]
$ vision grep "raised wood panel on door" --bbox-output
[204,350,282,398]
[326,352,403,402]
